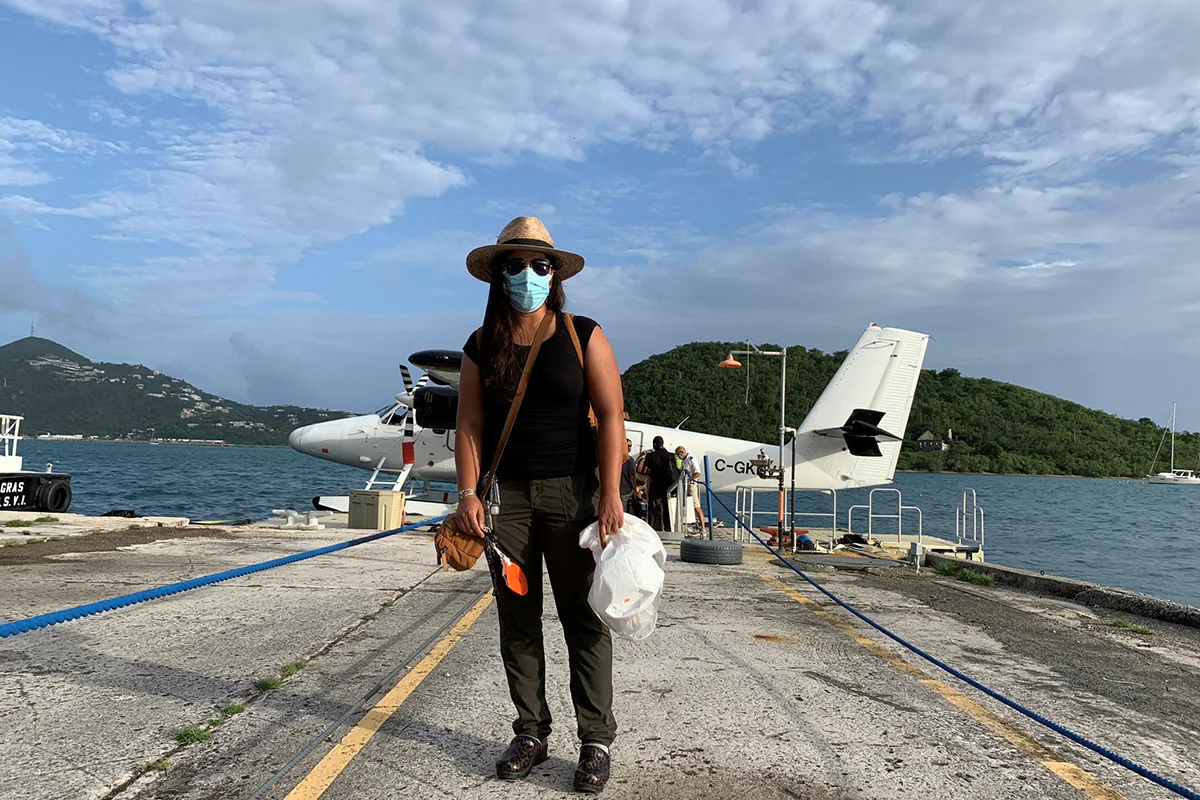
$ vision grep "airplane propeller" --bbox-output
[395,364,429,409]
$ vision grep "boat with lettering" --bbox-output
[0,414,73,512]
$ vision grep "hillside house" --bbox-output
[916,430,951,452]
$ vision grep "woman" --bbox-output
[454,216,625,794]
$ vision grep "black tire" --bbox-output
[680,538,743,565]
[37,480,72,514]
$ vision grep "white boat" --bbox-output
[1146,403,1200,485]
[1,414,75,511]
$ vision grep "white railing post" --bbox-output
[952,489,985,550]
[675,470,688,534]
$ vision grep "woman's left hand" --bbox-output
[597,491,623,548]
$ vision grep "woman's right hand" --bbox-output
[456,493,486,538]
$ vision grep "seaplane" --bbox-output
[287,323,931,520]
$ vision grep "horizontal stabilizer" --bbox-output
[812,408,902,458]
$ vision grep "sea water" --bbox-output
[18,440,363,523]
[728,472,1200,609]
[16,441,1200,608]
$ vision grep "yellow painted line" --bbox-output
[284,591,494,800]
[763,574,1126,800]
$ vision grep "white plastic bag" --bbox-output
[578,513,667,641]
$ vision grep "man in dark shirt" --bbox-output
[639,435,674,531]
[619,438,640,516]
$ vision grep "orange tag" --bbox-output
[504,562,529,596]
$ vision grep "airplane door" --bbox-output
[627,429,644,456]
[445,430,454,452]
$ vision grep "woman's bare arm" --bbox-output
[454,343,486,536]
[586,327,626,542]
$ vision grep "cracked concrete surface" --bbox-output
[2,529,1198,799]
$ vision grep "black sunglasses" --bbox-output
[499,257,555,277]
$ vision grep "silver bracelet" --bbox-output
[458,488,476,501]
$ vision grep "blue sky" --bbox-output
[1,1,1199,428]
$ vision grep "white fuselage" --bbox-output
[290,411,787,492]
[288,324,932,496]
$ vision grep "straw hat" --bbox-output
[466,216,585,283]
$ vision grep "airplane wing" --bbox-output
[409,350,463,390]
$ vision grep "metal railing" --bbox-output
[731,485,838,551]
[846,487,923,545]
[0,414,22,472]
[672,471,690,535]
[1,414,20,458]
[955,488,985,549]
[732,486,775,543]
[789,489,838,551]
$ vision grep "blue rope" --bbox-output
[0,515,448,639]
[704,483,1200,800]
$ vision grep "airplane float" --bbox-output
[288,323,930,521]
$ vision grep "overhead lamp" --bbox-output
[718,354,742,369]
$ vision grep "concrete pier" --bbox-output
[0,509,190,546]
[1,524,1198,799]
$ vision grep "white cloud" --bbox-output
[0,193,126,219]
[85,98,142,128]
[2,0,1200,415]
[1012,260,1078,271]
[861,1,1200,171]
[576,165,1200,417]
[0,195,55,216]
[70,254,323,316]
[7,1,1198,254]
[0,162,51,188]
[0,116,106,188]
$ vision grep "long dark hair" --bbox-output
[479,257,566,399]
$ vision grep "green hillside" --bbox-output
[2,334,1187,475]
[0,337,347,446]
[622,342,1187,478]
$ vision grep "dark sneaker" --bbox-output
[573,744,611,794]
[496,735,548,781]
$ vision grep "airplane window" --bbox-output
[385,407,407,425]
[374,403,394,417]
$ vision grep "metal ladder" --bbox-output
[954,488,985,551]
[364,456,411,492]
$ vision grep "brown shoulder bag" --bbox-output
[564,313,598,435]
[435,311,554,571]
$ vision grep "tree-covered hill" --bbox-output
[3,334,1188,475]
[621,342,1188,478]
[0,337,347,446]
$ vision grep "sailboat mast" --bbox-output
[1171,402,1176,471]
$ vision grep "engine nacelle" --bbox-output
[413,385,459,431]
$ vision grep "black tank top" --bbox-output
[462,314,599,480]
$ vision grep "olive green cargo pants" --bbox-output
[492,472,616,747]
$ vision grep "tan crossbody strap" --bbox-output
[476,310,554,499]
[565,314,598,428]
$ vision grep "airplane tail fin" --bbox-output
[791,325,929,489]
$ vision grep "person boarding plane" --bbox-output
[287,323,930,518]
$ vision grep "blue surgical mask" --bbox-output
[504,269,552,313]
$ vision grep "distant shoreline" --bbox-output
[25,439,289,450]
[896,469,1131,480]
